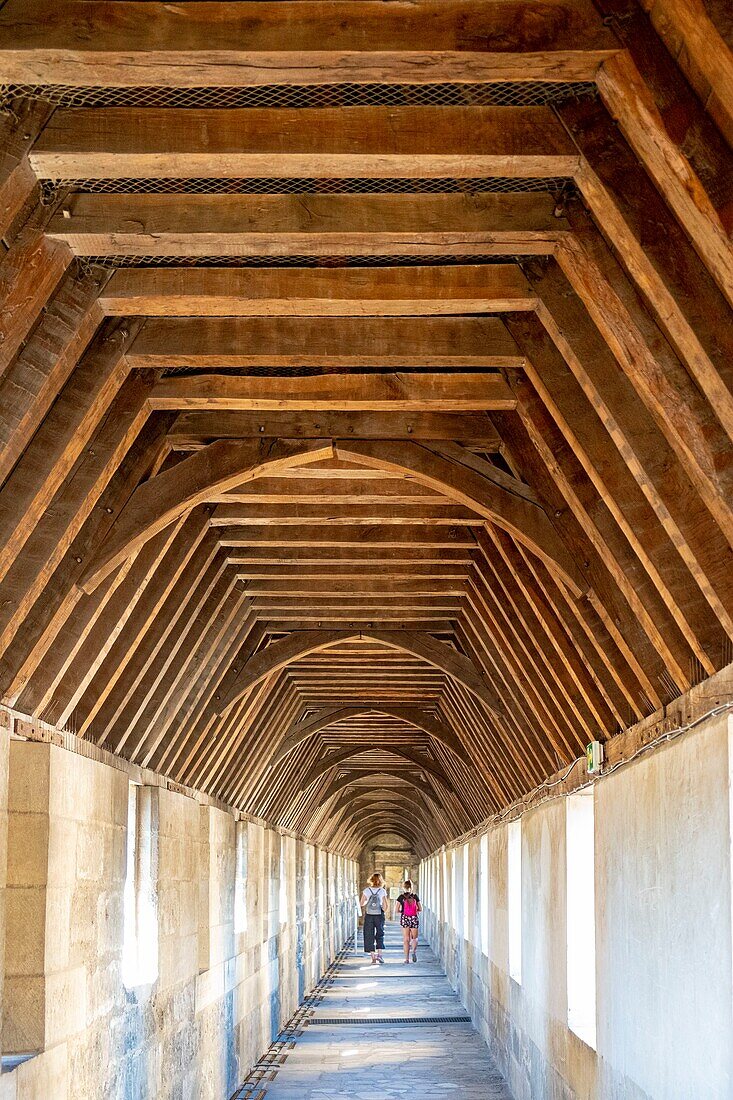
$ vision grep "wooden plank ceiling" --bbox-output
[0,0,731,859]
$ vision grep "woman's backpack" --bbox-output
[365,888,383,915]
[402,894,418,918]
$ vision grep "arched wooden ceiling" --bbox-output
[0,0,731,860]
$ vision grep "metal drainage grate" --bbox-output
[2,81,597,112]
[309,1016,472,1025]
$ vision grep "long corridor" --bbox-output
[240,919,513,1099]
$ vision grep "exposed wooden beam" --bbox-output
[640,0,733,147]
[150,372,517,410]
[31,106,579,180]
[213,504,482,525]
[240,577,470,593]
[560,97,733,446]
[0,0,618,85]
[100,264,536,317]
[46,192,567,258]
[134,319,523,371]
[597,50,733,308]
[0,373,156,671]
[226,547,475,564]
[234,564,472,579]
[217,477,444,505]
[298,746,456,795]
[166,411,502,451]
[218,526,477,548]
[0,265,104,488]
[0,97,50,237]
[0,419,170,703]
[0,223,72,377]
[0,320,141,587]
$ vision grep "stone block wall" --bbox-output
[421,709,733,1100]
[0,726,358,1100]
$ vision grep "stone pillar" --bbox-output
[3,742,51,1053]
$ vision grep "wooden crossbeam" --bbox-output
[100,264,535,316]
[31,107,579,179]
[240,578,470,594]
[218,526,477,548]
[226,547,475,563]
[46,193,567,258]
[217,477,444,504]
[0,1,618,86]
[134,320,522,370]
[166,411,502,450]
[213,504,483,525]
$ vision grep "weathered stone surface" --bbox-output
[0,735,358,1098]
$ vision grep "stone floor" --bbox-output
[257,920,514,1099]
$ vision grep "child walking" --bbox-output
[396,879,421,963]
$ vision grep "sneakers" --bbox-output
[412,950,418,962]
[377,956,385,965]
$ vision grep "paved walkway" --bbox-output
[255,920,514,1099]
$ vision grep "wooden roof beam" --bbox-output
[217,526,478,548]
[100,264,536,317]
[148,369,519,406]
[166,411,502,451]
[0,1,619,86]
[212,504,483,525]
[30,106,579,179]
[134,318,521,371]
[298,747,457,796]
[46,192,567,258]
[331,439,585,595]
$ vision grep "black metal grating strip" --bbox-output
[308,1016,472,1024]
[42,175,575,198]
[2,81,597,111]
[77,252,545,272]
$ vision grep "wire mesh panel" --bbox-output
[42,175,575,198]
[1,81,597,111]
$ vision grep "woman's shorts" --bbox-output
[400,915,419,929]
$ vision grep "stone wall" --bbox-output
[0,731,358,1099]
[420,709,733,1100]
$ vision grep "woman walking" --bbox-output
[360,872,387,965]
[397,879,421,963]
